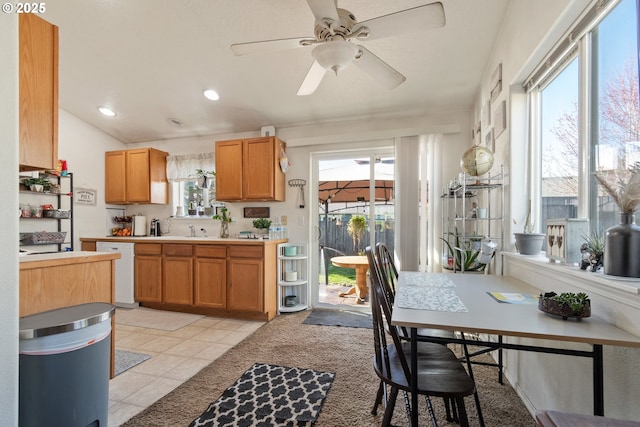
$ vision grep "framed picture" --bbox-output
[75,187,97,205]
[490,63,502,103]
[485,128,495,152]
[244,207,270,218]
[494,100,507,137]
[482,99,491,127]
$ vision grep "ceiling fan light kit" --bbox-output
[231,1,445,95]
[311,41,358,74]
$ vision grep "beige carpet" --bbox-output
[122,311,536,426]
[116,307,204,331]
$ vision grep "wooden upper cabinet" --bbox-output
[19,14,59,172]
[215,140,243,201]
[215,136,286,202]
[105,148,168,204]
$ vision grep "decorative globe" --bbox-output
[460,145,494,176]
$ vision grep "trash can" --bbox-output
[19,302,115,427]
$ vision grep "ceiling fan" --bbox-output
[231,0,445,96]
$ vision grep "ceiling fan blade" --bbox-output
[353,46,406,90]
[231,37,312,56]
[358,2,445,41]
[297,61,327,96]
[306,0,340,23]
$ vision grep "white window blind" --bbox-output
[166,152,215,182]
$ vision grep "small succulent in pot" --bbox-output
[579,229,605,272]
[252,218,272,231]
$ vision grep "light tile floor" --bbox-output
[109,291,365,426]
[108,310,265,427]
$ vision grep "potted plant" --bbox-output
[252,218,271,234]
[594,166,640,277]
[538,291,591,320]
[212,208,232,238]
[22,177,51,192]
[347,215,367,255]
[193,169,215,189]
[513,200,545,255]
[440,228,486,272]
[579,229,605,272]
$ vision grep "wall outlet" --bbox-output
[281,215,287,225]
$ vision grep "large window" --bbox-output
[529,0,639,232]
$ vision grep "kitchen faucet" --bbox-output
[188,224,195,237]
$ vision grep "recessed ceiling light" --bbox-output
[203,89,220,101]
[98,106,116,117]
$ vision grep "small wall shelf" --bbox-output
[19,173,74,253]
[276,242,308,314]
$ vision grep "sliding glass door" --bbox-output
[311,149,394,310]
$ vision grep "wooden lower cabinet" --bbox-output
[194,246,227,308]
[163,244,193,305]
[134,244,162,303]
[129,241,279,321]
[228,258,263,312]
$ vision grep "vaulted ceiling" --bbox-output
[44,0,510,143]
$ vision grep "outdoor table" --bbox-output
[330,255,369,303]
[391,271,640,426]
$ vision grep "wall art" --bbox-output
[243,207,270,218]
[494,100,507,137]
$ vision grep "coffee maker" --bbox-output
[150,218,162,236]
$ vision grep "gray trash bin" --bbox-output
[19,302,115,427]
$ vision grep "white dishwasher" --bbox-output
[96,241,137,307]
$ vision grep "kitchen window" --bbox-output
[166,152,218,216]
[526,0,639,232]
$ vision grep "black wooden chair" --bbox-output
[366,246,480,426]
[374,243,485,426]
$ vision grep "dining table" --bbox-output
[390,271,640,426]
[330,255,369,303]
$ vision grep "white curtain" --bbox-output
[166,152,215,182]
[395,136,421,271]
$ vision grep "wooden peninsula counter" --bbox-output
[20,251,120,377]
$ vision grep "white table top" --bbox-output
[391,272,640,348]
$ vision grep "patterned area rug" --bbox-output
[115,350,151,376]
[189,363,335,427]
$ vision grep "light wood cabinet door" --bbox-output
[163,244,193,305]
[164,256,193,305]
[215,140,243,200]
[243,138,276,200]
[19,14,58,172]
[105,151,127,204]
[126,148,151,202]
[105,148,168,204]
[134,254,162,303]
[194,258,227,308]
[227,258,263,313]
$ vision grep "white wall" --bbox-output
[474,0,640,420]
[58,110,126,247]
[0,14,20,427]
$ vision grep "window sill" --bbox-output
[502,252,640,295]
[503,252,640,334]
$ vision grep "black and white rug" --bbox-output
[189,363,335,427]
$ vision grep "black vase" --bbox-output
[604,212,640,278]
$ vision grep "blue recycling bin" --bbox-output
[19,302,115,427]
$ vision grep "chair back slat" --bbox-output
[366,246,413,384]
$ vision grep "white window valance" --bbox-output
[166,152,215,182]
